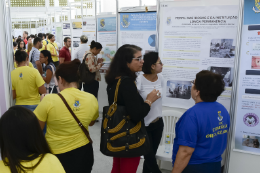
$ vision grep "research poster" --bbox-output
[159,3,239,111]
[97,16,117,70]
[118,12,157,55]
[82,18,96,47]
[0,45,7,117]
[72,20,82,51]
[234,0,260,154]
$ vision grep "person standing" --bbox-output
[136,52,164,173]
[105,45,161,173]
[29,37,43,75]
[73,35,89,62]
[171,70,230,173]
[34,59,99,173]
[47,34,59,67]
[17,40,27,52]
[59,37,71,64]
[11,50,46,112]
[13,42,18,54]
[81,41,103,98]
[23,31,28,45]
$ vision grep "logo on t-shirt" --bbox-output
[19,73,23,79]
[243,113,259,127]
[218,111,223,121]
[73,100,80,111]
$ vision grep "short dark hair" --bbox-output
[38,33,43,38]
[23,31,28,35]
[142,52,159,74]
[90,40,102,49]
[194,70,225,102]
[33,37,42,46]
[48,34,54,40]
[0,106,51,173]
[13,42,18,47]
[64,37,71,42]
[42,33,46,39]
[46,33,50,37]
[56,59,81,83]
[15,50,28,63]
[105,44,142,85]
[41,50,53,65]
[30,34,35,38]
[27,36,30,40]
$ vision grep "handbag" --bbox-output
[100,77,150,157]
[46,64,60,94]
[79,53,96,84]
[58,93,93,143]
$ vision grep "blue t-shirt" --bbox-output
[172,102,230,165]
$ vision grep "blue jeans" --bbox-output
[20,105,38,112]
[182,161,221,173]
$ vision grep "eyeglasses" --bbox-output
[133,56,143,62]
[155,60,163,65]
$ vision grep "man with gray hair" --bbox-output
[73,35,89,61]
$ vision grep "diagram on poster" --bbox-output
[118,12,157,55]
[97,16,116,66]
[159,3,239,111]
[233,0,260,155]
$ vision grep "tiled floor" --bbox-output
[89,121,171,173]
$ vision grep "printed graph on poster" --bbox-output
[148,34,156,47]
[166,80,192,99]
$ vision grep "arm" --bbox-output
[59,58,65,64]
[36,60,43,75]
[38,119,46,130]
[85,54,102,73]
[42,69,53,84]
[171,146,194,173]
[12,90,16,100]
[121,78,150,123]
[38,84,47,94]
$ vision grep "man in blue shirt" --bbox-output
[171,70,230,173]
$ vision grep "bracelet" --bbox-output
[144,100,152,107]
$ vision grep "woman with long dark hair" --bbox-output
[105,45,160,173]
[40,50,58,94]
[17,40,27,52]
[0,106,65,173]
[34,59,99,173]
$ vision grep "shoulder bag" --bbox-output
[58,93,93,143]
[46,64,60,94]
[79,53,96,84]
[100,77,150,157]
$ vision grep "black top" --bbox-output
[107,78,151,123]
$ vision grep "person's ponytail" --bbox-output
[90,40,102,49]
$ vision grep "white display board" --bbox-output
[159,2,239,111]
[118,11,157,55]
[96,15,117,70]
[71,19,83,52]
[233,0,260,155]
[82,17,96,48]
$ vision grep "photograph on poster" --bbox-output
[73,41,80,47]
[208,66,233,87]
[210,39,235,58]
[166,80,192,99]
[242,135,260,149]
[251,56,260,69]
[72,22,82,29]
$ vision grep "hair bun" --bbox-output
[91,40,96,45]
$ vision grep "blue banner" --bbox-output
[120,12,157,31]
[244,0,260,25]
[97,17,116,32]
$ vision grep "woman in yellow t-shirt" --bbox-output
[0,106,65,173]
[11,50,46,112]
[34,59,99,173]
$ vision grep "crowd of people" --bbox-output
[0,31,230,173]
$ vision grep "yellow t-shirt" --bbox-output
[14,62,33,68]
[11,66,45,105]
[39,40,47,52]
[34,87,99,154]
[0,153,65,173]
[47,42,59,62]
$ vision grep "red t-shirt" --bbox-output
[59,46,71,62]
[24,38,28,45]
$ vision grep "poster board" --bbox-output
[82,17,96,49]
[71,19,83,52]
[96,15,117,71]
[232,0,260,155]
[118,11,157,55]
[159,1,239,111]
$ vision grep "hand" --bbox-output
[98,58,104,63]
[146,89,161,103]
